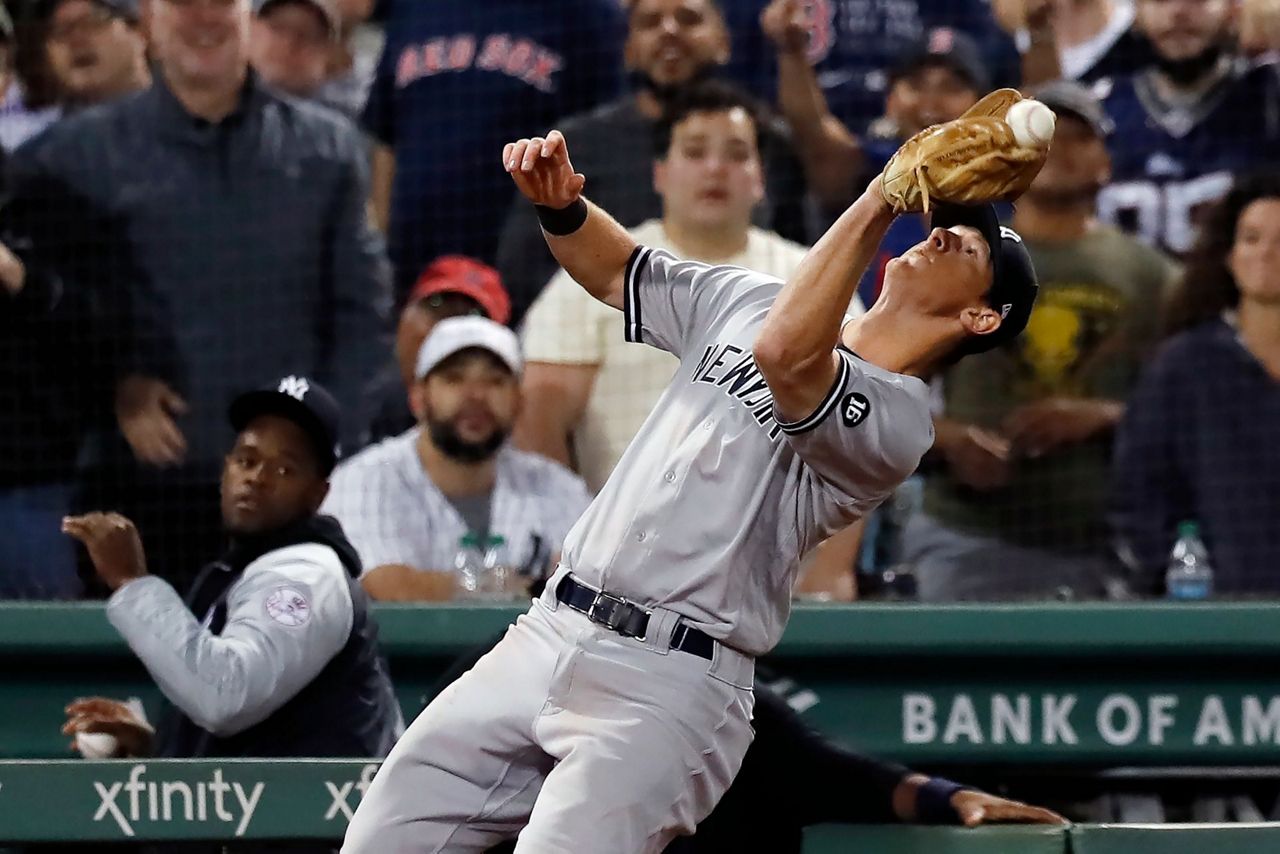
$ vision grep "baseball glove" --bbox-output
[880,88,1049,214]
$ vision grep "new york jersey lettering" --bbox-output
[692,343,782,439]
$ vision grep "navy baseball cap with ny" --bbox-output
[931,203,1039,354]
[228,375,342,475]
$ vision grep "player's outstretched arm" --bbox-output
[754,182,895,422]
[504,131,637,310]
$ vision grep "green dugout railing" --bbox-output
[0,760,1276,852]
[4,601,1280,765]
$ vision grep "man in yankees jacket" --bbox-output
[62,375,401,760]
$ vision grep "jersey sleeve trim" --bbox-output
[775,349,851,435]
[622,244,651,344]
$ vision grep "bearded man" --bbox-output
[322,317,591,601]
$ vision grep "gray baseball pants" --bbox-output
[342,572,755,854]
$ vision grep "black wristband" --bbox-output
[534,198,589,236]
[916,777,965,824]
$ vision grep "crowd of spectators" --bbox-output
[0,0,1278,604]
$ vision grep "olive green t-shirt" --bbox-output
[925,225,1178,550]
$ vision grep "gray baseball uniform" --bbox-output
[568,246,934,655]
[342,247,934,854]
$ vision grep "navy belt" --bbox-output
[555,574,715,661]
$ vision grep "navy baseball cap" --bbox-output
[931,203,1039,354]
[228,375,342,475]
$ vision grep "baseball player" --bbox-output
[344,94,1043,854]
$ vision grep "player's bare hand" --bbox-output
[1003,397,1122,458]
[63,697,153,757]
[760,0,809,55]
[0,240,26,295]
[935,420,1013,492]
[503,131,586,209]
[115,375,189,467]
[62,512,148,590]
[952,789,1068,826]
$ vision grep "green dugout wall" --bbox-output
[6,601,1280,764]
[0,759,1276,851]
[4,601,1280,849]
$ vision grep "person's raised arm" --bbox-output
[503,131,636,310]
[754,182,896,422]
[761,0,864,211]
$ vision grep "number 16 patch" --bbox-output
[841,392,870,427]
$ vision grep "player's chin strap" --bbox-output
[915,776,966,824]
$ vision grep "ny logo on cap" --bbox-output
[999,226,1023,244]
[278,376,310,401]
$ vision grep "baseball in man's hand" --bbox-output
[76,731,120,759]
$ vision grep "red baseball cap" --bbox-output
[408,256,511,326]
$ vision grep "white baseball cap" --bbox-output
[415,316,523,381]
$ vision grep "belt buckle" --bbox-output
[586,590,627,631]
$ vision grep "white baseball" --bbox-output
[1006,99,1056,148]
[76,731,119,759]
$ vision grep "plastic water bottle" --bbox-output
[453,533,485,599]
[1166,521,1214,600]
[481,534,512,598]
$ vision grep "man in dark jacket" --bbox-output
[62,375,401,760]
[0,221,98,598]
[6,0,391,592]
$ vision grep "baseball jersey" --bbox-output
[321,430,591,575]
[521,219,819,492]
[1097,62,1280,255]
[560,248,934,656]
[364,0,624,295]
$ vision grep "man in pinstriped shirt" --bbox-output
[322,317,590,602]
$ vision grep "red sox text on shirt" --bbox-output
[395,34,564,93]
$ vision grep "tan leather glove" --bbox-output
[880,88,1051,213]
